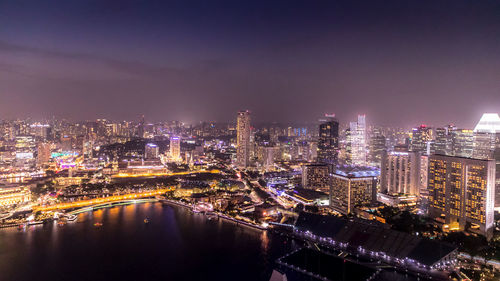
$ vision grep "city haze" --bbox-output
[1,0,500,127]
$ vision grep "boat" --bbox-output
[66,215,77,222]
[94,222,103,227]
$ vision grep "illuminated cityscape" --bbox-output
[2,1,500,281]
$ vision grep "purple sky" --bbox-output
[1,0,500,127]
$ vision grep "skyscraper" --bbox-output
[330,165,378,215]
[236,110,251,168]
[145,143,159,159]
[302,163,330,193]
[428,154,495,239]
[380,151,420,195]
[170,136,181,161]
[349,115,366,166]
[451,129,474,158]
[410,125,433,154]
[368,130,386,167]
[36,142,51,167]
[473,113,500,207]
[317,114,339,164]
[434,126,454,155]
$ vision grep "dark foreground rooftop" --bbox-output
[295,212,457,267]
[279,248,377,281]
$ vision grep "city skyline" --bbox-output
[2,1,500,126]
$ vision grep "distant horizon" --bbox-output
[2,1,500,127]
[1,111,495,130]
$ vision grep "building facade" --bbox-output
[301,163,330,193]
[329,166,378,214]
[427,155,495,239]
[317,114,339,164]
[380,151,420,196]
[236,111,251,168]
[349,115,367,166]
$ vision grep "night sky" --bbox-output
[1,0,500,127]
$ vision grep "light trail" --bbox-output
[110,169,220,178]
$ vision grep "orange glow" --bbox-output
[33,187,174,212]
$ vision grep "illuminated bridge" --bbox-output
[33,188,174,212]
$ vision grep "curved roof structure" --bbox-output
[474,113,500,133]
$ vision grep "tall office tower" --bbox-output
[473,113,500,207]
[368,132,386,167]
[428,155,495,239]
[380,151,420,195]
[410,125,433,154]
[419,155,429,198]
[330,166,378,215]
[258,145,279,170]
[435,127,451,155]
[236,110,251,168]
[137,115,145,138]
[36,142,51,167]
[451,129,474,158]
[317,114,339,164]
[145,143,159,159]
[170,136,181,160]
[302,163,330,193]
[349,115,367,166]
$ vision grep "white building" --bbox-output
[349,115,367,166]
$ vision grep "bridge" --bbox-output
[67,198,159,215]
[33,188,173,212]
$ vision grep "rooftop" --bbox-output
[295,212,457,267]
[474,113,500,133]
[333,165,380,178]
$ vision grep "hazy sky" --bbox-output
[1,0,500,127]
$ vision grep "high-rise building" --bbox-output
[473,113,500,207]
[36,142,51,167]
[410,125,433,154]
[451,129,474,158]
[434,125,455,155]
[145,143,159,159]
[330,165,378,214]
[302,163,330,193]
[380,151,420,196]
[236,110,251,168]
[428,155,495,239]
[170,136,181,161]
[349,115,366,166]
[368,132,386,167]
[317,114,339,164]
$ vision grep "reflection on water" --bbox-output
[0,202,297,281]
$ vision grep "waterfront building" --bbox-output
[428,154,495,239]
[236,110,251,168]
[317,114,339,164]
[380,151,420,196]
[330,165,378,214]
[0,186,31,207]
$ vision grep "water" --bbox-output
[0,203,299,281]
